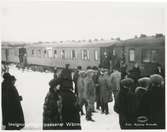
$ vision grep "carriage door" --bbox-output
[19,48,27,66]
[5,48,9,63]
[100,47,111,69]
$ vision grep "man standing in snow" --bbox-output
[84,69,96,121]
[77,71,87,115]
[110,67,121,101]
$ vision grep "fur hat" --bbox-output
[135,86,147,93]
[3,73,11,80]
[120,78,134,89]
[79,71,87,77]
[138,77,151,88]
[150,74,163,85]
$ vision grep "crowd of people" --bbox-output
[1,62,165,130]
[43,62,165,129]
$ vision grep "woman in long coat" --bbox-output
[43,72,81,130]
[43,78,62,130]
[2,73,25,130]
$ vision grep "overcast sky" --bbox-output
[1,2,165,42]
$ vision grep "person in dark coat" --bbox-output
[154,63,164,78]
[59,64,73,90]
[43,78,62,130]
[2,73,25,130]
[137,74,165,129]
[114,78,136,129]
[135,77,151,110]
[128,63,141,91]
[59,89,81,129]
[128,63,141,79]
[120,62,127,80]
[92,66,100,110]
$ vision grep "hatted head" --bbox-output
[120,78,134,90]
[150,74,164,87]
[138,77,151,89]
[3,72,11,81]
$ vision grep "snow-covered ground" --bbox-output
[8,65,120,130]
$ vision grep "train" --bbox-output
[2,34,165,76]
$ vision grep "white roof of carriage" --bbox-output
[26,39,120,48]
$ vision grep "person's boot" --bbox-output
[105,111,109,115]
[86,111,95,121]
[105,104,109,115]
[86,116,95,122]
[88,118,95,122]
[81,109,85,115]
[96,107,100,110]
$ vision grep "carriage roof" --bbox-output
[116,36,165,47]
[2,40,120,48]
[25,40,120,48]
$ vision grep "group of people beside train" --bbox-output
[43,62,165,129]
[114,63,165,129]
[1,62,165,130]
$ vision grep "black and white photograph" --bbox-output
[1,1,166,130]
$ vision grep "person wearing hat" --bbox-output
[43,72,63,130]
[77,70,87,115]
[58,64,73,90]
[98,70,111,115]
[137,74,165,129]
[135,77,151,110]
[153,63,164,78]
[114,78,136,129]
[84,69,96,121]
[92,67,101,110]
[2,73,25,130]
[128,63,141,88]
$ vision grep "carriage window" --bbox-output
[48,49,53,58]
[151,50,158,63]
[94,50,98,61]
[129,49,135,62]
[44,50,47,58]
[142,49,158,63]
[38,50,41,57]
[142,49,151,63]
[32,49,34,56]
[54,50,58,58]
[14,49,18,56]
[82,49,89,60]
[71,50,76,59]
[61,50,65,59]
